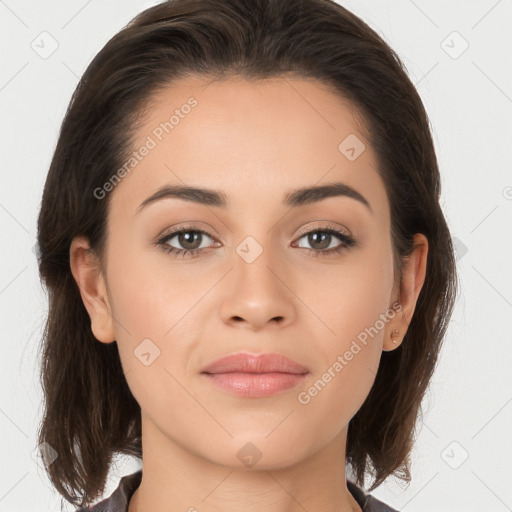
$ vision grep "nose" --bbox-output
[219,244,297,331]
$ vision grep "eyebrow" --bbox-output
[137,181,372,214]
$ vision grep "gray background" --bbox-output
[0,0,511,511]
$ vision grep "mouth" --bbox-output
[200,352,309,398]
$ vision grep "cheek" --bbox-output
[297,240,395,345]
[107,256,204,429]
[106,242,205,337]
[295,242,394,413]
[105,245,210,394]
[296,294,389,439]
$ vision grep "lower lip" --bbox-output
[202,372,308,397]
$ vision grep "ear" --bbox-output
[383,233,429,352]
[69,236,116,344]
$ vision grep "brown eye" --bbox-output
[157,227,217,258]
[294,227,356,256]
[165,230,205,251]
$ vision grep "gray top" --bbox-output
[76,470,399,512]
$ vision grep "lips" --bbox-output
[201,352,310,398]
[200,352,309,375]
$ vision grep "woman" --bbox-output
[35,0,458,511]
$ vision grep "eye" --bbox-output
[293,226,356,257]
[155,224,356,259]
[156,226,219,259]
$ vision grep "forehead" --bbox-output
[107,75,388,223]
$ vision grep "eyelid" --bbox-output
[155,222,221,242]
[295,221,352,240]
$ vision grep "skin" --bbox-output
[70,76,428,512]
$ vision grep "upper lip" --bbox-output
[201,352,309,374]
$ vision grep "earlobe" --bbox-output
[383,327,402,352]
[383,233,429,352]
[69,236,116,344]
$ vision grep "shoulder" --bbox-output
[74,470,143,512]
[347,479,401,512]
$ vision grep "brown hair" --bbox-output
[36,0,458,507]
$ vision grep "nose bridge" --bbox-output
[233,232,282,297]
[219,231,296,330]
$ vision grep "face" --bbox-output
[72,75,425,470]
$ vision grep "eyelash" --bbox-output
[156,224,356,259]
